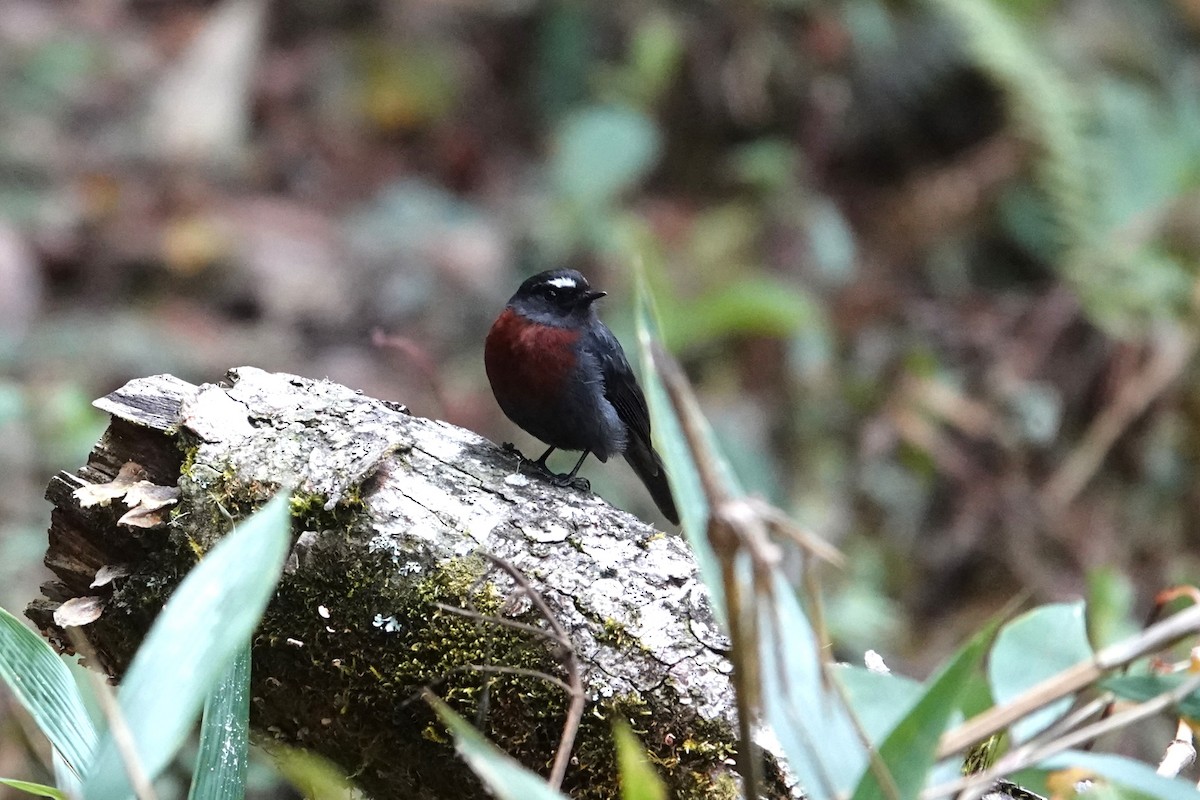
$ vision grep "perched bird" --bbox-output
[485,269,679,524]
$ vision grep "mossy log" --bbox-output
[27,367,797,799]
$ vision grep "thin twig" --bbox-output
[928,672,1200,800]
[401,663,571,711]
[751,498,844,567]
[431,602,559,641]
[649,343,880,800]
[66,628,158,800]
[484,554,583,791]
[1158,719,1195,777]
[937,602,1200,759]
[1023,695,1109,747]
[462,664,575,696]
[653,343,766,799]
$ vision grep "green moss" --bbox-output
[247,542,561,797]
[596,617,633,648]
[145,434,754,798]
[179,442,200,477]
[288,489,366,534]
[563,689,746,800]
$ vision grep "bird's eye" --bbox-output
[544,288,559,299]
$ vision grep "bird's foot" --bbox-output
[550,473,591,492]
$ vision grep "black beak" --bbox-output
[580,290,607,306]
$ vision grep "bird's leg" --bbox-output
[533,445,557,469]
[550,450,591,492]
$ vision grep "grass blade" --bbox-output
[851,619,998,800]
[187,644,251,800]
[83,493,292,800]
[0,778,69,799]
[630,240,865,796]
[428,695,569,800]
[1039,751,1200,799]
[0,607,97,779]
[614,721,666,800]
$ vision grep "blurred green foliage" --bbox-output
[2,0,1200,790]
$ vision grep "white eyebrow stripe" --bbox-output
[547,276,578,289]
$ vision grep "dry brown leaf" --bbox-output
[91,565,131,588]
[53,596,105,628]
[72,461,150,508]
[118,505,172,529]
[73,461,180,528]
[123,482,181,512]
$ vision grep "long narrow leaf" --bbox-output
[53,748,83,798]
[429,696,569,800]
[850,619,997,800]
[631,243,865,796]
[631,257,723,608]
[614,721,666,800]
[758,572,866,796]
[188,644,251,800]
[83,493,292,800]
[0,778,68,799]
[0,607,97,778]
[834,666,925,744]
[263,743,358,799]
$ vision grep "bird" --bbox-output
[484,269,679,524]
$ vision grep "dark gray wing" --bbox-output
[588,321,679,523]
[591,323,652,448]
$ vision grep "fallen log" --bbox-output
[27,366,795,799]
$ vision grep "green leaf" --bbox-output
[188,644,251,800]
[631,237,867,794]
[759,572,866,794]
[1038,751,1200,800]
[1101,674,1200,719]
[851,619,996,800]
[0,606,97,778]
[630,237,723,604]
[989,602,1093,742]
[83,493,292,800]
[834,665,925,744]
[928,0,1091,255]
[0,778,68,799]
[728,139,798,193]
[625,12,683,103]
[614,721,666,800]
[429,696,568,800]
[664,277,823,348]
[533,1,590,120]
[264,742,359,799]
[52,749,82,799]
[551,105,661,209]
[1086,566,1137,648]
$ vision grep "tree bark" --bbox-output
[27,366,796,800]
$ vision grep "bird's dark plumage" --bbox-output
[485,269,679,524]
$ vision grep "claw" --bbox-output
[550,474,590,492]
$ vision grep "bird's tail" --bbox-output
[625,440,679,525]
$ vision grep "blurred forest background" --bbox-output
[2,0,1200,793]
